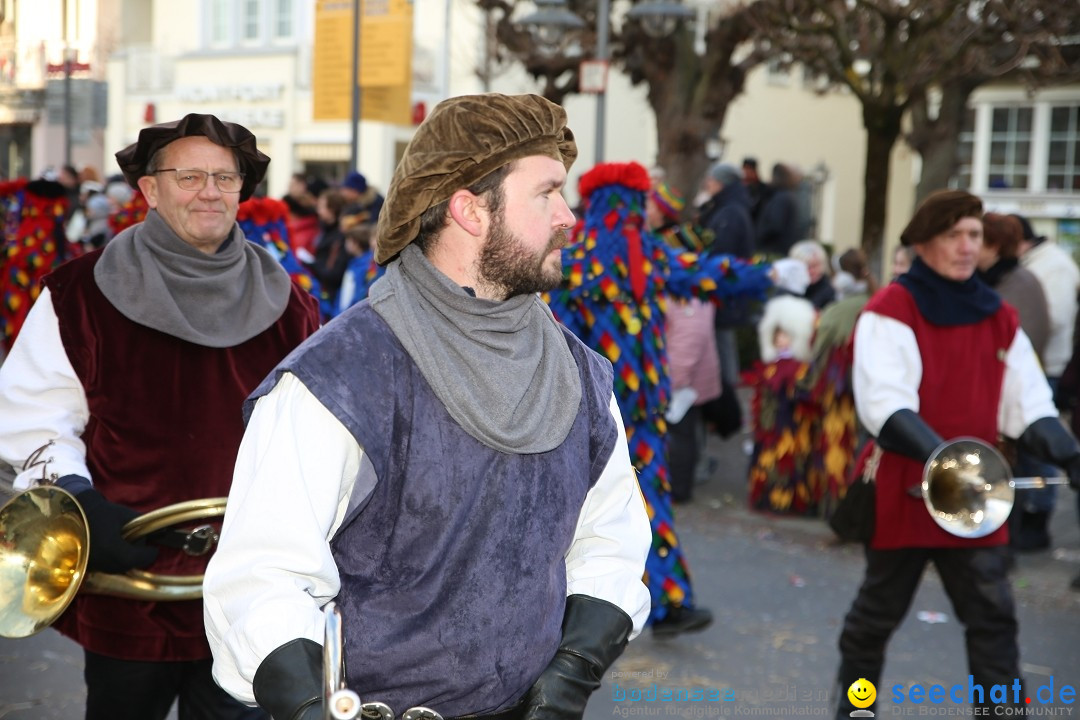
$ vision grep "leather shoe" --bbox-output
[651,606,713,637]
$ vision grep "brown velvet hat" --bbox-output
[900,189,983,247]
[115,113,270,202]
[374,93,577,265]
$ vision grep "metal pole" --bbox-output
[350,0,361,171]
[442,0,452,99]
[594,0,609,166]
[62,0,72,166]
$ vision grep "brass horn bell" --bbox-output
[922,437,1014,539]
[922,436,1070,539]
[0,485,226,639]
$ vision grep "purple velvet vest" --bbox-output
[45,248,319,661]
[248,301,618,717]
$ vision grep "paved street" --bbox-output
[588,426,1080,720]
[2,406,1079,719]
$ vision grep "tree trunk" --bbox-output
[621,12,753,221]
[908,79,980,203]
[654,112,720,212]
[860,103,903,279]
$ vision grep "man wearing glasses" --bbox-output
[0,114,319,719]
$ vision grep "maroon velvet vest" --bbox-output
[44,248,319,661]
[861,283,1017,550]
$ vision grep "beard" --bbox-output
[477,211,568,299]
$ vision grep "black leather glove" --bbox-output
[522,594,633,720]
[876,409,944,464]
[73,487,158,574]
[1053,379,1075,412]
[1019,416,1080,491]
[253,638,324,720]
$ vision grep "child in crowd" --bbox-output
[746,276,821,515]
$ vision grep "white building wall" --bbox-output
[78,0,1080,268]
[723,67,917,259]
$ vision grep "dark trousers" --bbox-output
[834,546,1020,718]
[84,651,269,720]
[668,405,704,502]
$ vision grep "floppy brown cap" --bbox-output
[115,113,270,202]
[900,189,983,247]
[374,93,577,265]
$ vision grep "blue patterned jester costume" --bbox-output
[545,162,772,623]
[237,196,324,314]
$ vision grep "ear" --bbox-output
[137,175,159,209]
[446,189,486,238]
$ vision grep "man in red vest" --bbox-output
[0,114,319,720]
[833,189,1080,717]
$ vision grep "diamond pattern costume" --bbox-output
[1,178,70,351]
[545,162,771,622]
[237,196,323,308]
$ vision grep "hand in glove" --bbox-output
[876,409,944,464]
[1064,458,1080,491]
[1019,416,1080,491]
[522,595,633,720]
[253,638,323,720]
[74,487,158,573]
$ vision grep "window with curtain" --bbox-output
[274,0,294,39]
[243,0,261,41]
[210,0,230,45]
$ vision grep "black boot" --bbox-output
[650,605,713,637]
[1011,510,1051,552]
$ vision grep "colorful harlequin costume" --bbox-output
[745,293,822,516]
[0,178,71,351]
[336,247,385,316]
[544,161,772,623]
[800,289,871,520]
[237,196,323,309]
[107,189,149,237]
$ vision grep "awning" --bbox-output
[294,143,351,161]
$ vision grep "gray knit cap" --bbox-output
[709,162,742,187]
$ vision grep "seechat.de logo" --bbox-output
[847,678,876,717]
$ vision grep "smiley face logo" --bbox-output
[847,678,876,709]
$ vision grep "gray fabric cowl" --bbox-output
[368,243,581,454]
[93,209,291,348]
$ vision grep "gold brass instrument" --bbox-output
[922,437,1068,539]
[322,602,443,720]
[0,483,226,639]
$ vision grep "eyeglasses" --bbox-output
[153,168,245,193]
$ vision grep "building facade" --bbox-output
[1,0,112,179]
[9,0,1079,267]
[961,83,1080,257]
